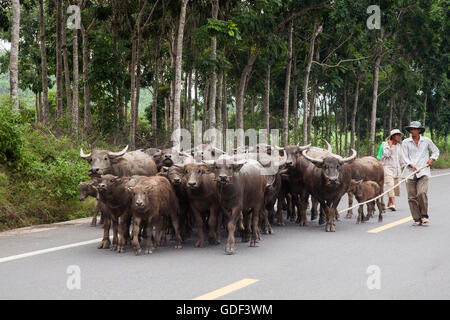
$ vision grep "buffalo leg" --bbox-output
[111,218,119,251]
[225,207,241,255]
[144,218,154,254]
[276,191,285,226]
[207,206,219,245]
[376,199,383,222]
[346,192,354,218]
[311,196,319,220]
[325,204,336,232]
[357,204,365,224]
[250,207,261,247]
[132,216,142,255]
[191,206,205,247]
[296,191,308,226]
[91,205,100,226]
[98,215,111,249]
[318,205,326,225]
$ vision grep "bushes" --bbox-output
[0,105,95,231]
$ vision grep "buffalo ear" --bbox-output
[233,162,245,172]
[127,186,134,192]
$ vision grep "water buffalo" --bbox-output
[78,181,102,226]
[348,179,383,224]
[149,148,192,170]
[346,156,385,219]
[180,162,220,247]
[80,145,157,176]
[208,158,267,254]
[94,174,146,251]
[127,176,183,255]
[302,149,357,232]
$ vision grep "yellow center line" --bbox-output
[193,278,260,300]
[367,216,413,233]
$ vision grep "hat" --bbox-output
[388,129,404,139]
[405,121,425,134]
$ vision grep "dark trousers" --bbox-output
[405,175,429,221]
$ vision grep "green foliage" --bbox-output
[0,104,94,231]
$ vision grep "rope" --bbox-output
[338,165,450,214]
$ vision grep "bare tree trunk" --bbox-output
[55,0,63,118]
[35,93,39,124]
[81,18,95,133]
[388,90,394,134]
[129,35,137,149]
[235,44,260,144]
[10,0,20,112]
[194,70,198,122]
[62,0,72,116]
[343,78,348,155]
[187,71,192,131]
[217,72,223,133]
[264,67,270,144]
[39,0,49,125]
[350,75,360,150]
[173,0,188,141]
[164,97,169,130]
[72,0,79,135]
[423,93,427,126]
[209,0,219,129]
[282,21,293,146]
[39,92,43,122]
[183,72,187,128]
[292,58,298,145]
[203,79,209,133]
[307,79,318,144]
[223,74,228,133]
[302,19,322,144]
[369,28,384,155]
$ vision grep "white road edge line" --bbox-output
[0,238,102,264]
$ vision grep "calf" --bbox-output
[78,181,103,226]
[346,156,385,218]
[127,176,183,255]
[348,179,383,224]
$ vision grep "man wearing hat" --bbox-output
[402,121,440,226]
[381,129,406,211]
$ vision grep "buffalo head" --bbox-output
[80,145,128,175]
[303,148,357,185]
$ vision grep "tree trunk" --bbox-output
[39,0,49,125]
[369,29,384,155]
[35,93,39,124]
[217,71,223,133]
[173,0,188,141]
[302,19,322,144]
[264,66,270,144]
[55,0,63,118]
[81,18,95,133]
[235,45,260,144]
[129,35,137,149]
[307,79,318,144]
[72,0,79,135]
[292,58,298,145]
[422,93,427,126]
[62,0,72,116]
[282,21,293,146]
[39,92,43,122]
[350,75,360,150]
[187,71,192,131]
[389,91,394,134]
[209,0,219,129]
[10,0,20,112]
[203,79,209,133]
[223,74,228,133]
[194,70,198,122]
[343,78,348,155]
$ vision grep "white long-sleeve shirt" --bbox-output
[381,141,406,178]
[401,136,440,179]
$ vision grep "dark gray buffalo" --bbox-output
[302,149,357,232]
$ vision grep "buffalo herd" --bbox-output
[78,142,385,255]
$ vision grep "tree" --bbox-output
[10,0,20,112]
[39,0,49,124]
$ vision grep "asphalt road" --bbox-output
[1,169,449,300]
